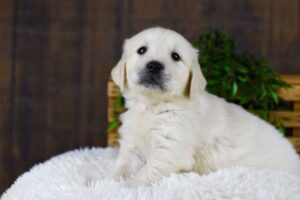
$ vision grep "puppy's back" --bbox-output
[192,92,300,175]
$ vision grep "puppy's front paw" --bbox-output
[112,166,131,181]
[112,170,125,181]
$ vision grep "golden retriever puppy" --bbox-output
[111,27,300,186]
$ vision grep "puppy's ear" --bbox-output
[111,48,127,92]
[188,50,207,98]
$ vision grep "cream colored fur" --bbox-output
[111,27,300,187]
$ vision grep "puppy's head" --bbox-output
[112,27,206,99]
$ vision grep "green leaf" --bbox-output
[277,124,286,135]
[231,81,238,97]
[259,83,267,100]
[238,66,248,73]
[237,76,247,83]
[270,91,279,104]
[107,120,120,131]
[115,95,124,109]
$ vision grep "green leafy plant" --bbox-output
[108,31,290,133]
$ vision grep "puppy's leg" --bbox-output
[112,143,144,180]
[129,136,193,186]
[112,147,131,179]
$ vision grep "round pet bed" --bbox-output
[1,148,300,200]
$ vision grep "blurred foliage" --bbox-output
[108,31,290,134]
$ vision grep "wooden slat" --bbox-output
[108,81,120,97]
[294,102,300,111]
[108,132,119,146]
[281,75,300,85]
[278,85,300,101]
[293,129,300,137]
[108,108,115,122]
[288,137,300,153]
[271,111,300,128]
[108,98,116,122]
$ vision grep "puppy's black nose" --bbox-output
[146,61,164,73]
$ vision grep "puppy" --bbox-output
[111,27,300,186]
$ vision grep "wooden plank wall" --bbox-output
[0,0,299,194]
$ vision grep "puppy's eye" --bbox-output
[137,46,147,55]
[171,52,181,61]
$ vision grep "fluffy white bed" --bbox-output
[1,148,300,200]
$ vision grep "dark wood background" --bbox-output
[0,0,299,194]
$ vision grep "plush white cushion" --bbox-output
[1,148,300,200]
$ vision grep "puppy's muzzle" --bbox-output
[146,61,164,74]
[138,60,166,90]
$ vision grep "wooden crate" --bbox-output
[275,75,300,152]
[107,75,300,152]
